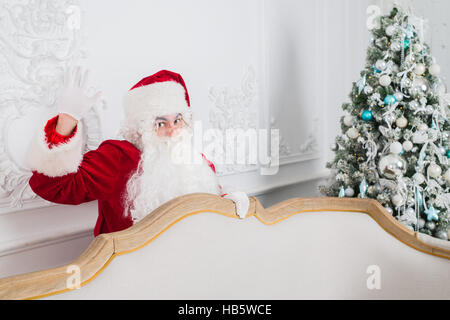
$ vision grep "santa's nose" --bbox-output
[167,126,180,137]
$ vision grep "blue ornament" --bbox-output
[399,149,405,156]
[384,95,397,105]
[359,178,368,198]
[357,74,366,95]
[424,205,440,222]
[373,65,382,74]
[447,150,450,159]
[361,110,373,122]
[369,33,374,45]
[338,186,345,198]
[404,38,410,49]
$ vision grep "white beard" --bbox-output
[124,125,220,222]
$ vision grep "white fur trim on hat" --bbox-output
[123,80,189,122]
[27,120,84,177]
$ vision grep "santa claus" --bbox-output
[28,68,249,237]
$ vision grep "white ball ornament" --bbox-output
[444,170,450,184]
[402,140,413,152]
[343,115,354,127]
[346,127,359,139]
[364,85,373,95]
[379,75,391,87]
[345,187,355,197]
[429,64,441,76]
[390,141,403,154]
[376,60,387,71]
[396,117,408,128]
[412,132,427,144]
[392,194,405,207]
[414,63,426,75]
[391,41,402,52]
[385,25,396,36]
[391,64,399,73]
[427,164,442,179]
[413,173,425,185]
[394,92,404,102]
[418,123,429,132]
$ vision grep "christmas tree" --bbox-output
[319,6,450,241]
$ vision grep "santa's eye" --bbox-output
[156,122,165,128]
[174,118,181,125]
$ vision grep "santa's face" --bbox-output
[124,112,220,222]
[153,113,185,138]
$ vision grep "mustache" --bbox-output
[141,125,194,151]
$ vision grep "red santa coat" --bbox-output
[28,116,219,237]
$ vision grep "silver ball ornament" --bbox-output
[425,221,436,231]
[346,127,359,139]
[406,54,416,64]
[386,25,396,36]
[402,141,413,152]
[392,194,405,207]
[413,173,426,185]
[405,207,416,217]
[364,85,373,95]
[410,77,430,96]
[345,187,355,197]
[401,77,412,88]
[376,60,387,71]
[378,154,407,179]
[418,219,425,229]
[391,41,401,52]
[394,92,404,102]
[391,64,399,73]
[418,124,429,132]
[435,230,448,241]
[407,198,415,207]
[384,206,394,215]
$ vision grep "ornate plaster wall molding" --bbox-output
[208,66,259,176]
[0,0,103,212]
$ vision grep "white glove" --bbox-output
[56,66,102,121]
[223,191,250,219]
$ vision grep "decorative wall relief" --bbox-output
[0,0,103,212]
[208,66,259,176]
[269,114,320,166]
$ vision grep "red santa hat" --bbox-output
[123,70,191,127]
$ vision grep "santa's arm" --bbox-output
[201,154,250,219]
[28,116,138,205]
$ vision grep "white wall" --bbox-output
[1,0,448,280]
